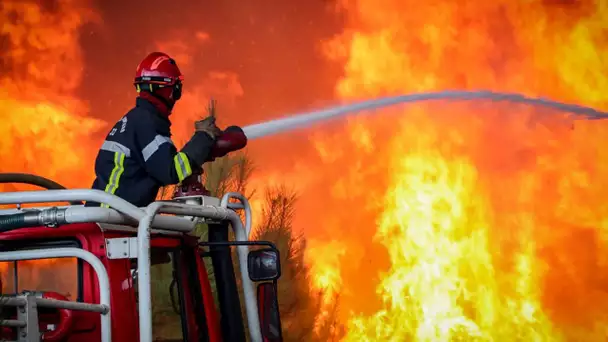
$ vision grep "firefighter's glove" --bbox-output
[194,116,222,140]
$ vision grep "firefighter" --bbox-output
[86,51,243,208]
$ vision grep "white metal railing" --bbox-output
[0,188,262,342]
[0,206,197,232]
[0,247,111,342]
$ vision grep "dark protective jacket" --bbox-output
[86,97,214,208]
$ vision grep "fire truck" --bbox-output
[0,173,283,342]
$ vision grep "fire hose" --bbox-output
[0,207,67,233]
[0,173,70,191]
[0,173,82,232]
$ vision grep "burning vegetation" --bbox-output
[2,0,608,341]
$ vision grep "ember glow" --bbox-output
[2,0,608,341]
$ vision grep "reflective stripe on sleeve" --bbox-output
[173,152,192,182]
[142,134,174,162]
[101,141,131,158]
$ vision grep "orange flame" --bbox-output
[0,0,103,191]
[0,258,78,299]
[2,1,608,341]
[300,1,608,341]
[305,239,346,333]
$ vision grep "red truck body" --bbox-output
[0,174,283,342]
[0,223,227,341]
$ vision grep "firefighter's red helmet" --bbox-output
[134,52,184,100]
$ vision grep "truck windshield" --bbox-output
[0,258,78,300]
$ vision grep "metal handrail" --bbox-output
[136,200,262,342]
[0,247,112,342]
[0,296,108,313]
[220,192,253,238]
[0,189,145,221]
[0,188,261,342]
[0,206,197,232]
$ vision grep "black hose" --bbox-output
[0,174,80,233]
[0,173,82,205]
[0,209,67,233]
[0,213,26,232]
[0,173,67,190]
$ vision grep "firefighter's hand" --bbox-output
[194,116,222,140]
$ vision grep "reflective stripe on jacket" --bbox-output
[87,97,214,208]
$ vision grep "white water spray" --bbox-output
[242,90,608,140]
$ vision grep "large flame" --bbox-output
[300,1,608,341]
[2,1,608,340]
[0,0,102,293]
[0,0,103,190]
